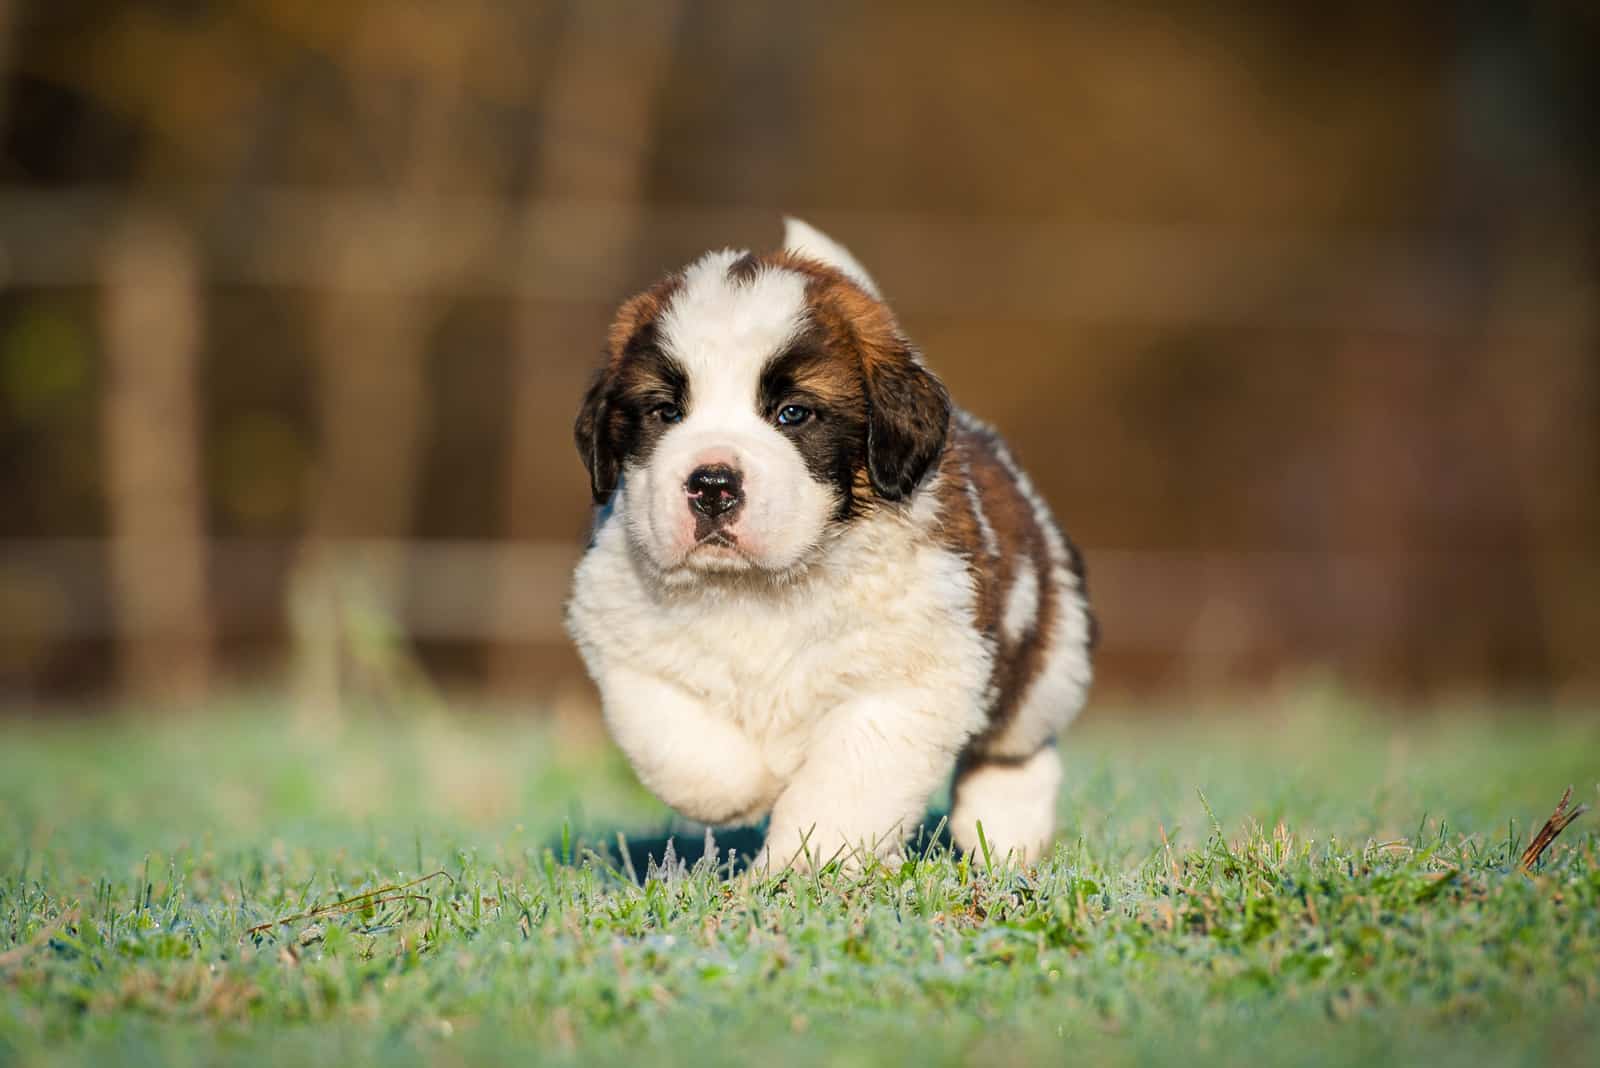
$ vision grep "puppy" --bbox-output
[567,220,1094,869]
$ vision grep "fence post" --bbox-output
[100,215,213,704]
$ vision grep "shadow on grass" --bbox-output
[562,811,956,880]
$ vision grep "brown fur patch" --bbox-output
[725,251,762,284]
[603,275,683,368]
[576,275,686,501]
[756,325,870,517]
[775,253,950,499]
[934,418,1070,752]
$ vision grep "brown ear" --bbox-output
[580,278,682,503]
[573,369,620,504]
[862,341,951,499]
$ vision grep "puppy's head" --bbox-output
[576,219,950,578]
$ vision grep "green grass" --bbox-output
[2,693,1598,1067]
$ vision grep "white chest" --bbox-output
[568,508,992,772]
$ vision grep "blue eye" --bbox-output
[776,404,812,427]
[654,403,683,424]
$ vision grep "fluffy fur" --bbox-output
[567,220,1094,869]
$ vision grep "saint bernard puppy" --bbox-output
[567,219,1095,870]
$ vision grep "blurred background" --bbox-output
[0,1,1596,714]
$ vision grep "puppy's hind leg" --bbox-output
[949,743,1062,865]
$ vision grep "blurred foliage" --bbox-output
[1,302,89,424]
[0,2,1596,700]
[212,411,307,530]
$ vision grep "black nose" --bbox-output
[686,465,743,518]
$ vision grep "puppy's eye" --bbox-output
[653,403,683,424]
[776,404,812,427]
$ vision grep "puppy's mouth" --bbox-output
[676,528,762,574]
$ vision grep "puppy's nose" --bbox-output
[686,464,743,518]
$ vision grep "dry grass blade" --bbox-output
[245,870,454,938]
[1518,786,1589,871]
[0,909,80,972]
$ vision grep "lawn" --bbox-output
[2,692,1597,1067]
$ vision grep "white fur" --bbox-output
[950,745,1063,864]
[963,462,1001,559]
[570,502,991,869]
[1002,557,1038,643]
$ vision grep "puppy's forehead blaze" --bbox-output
[604,250,898,423]
[660,253,811,376]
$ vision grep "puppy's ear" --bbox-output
[574,369,620,504]
[783,217,882,299]
[582,280,678,504]
[862,341,951,500]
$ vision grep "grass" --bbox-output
[1,692,1597,1067]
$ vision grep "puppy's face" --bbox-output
[575,224,950,579]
